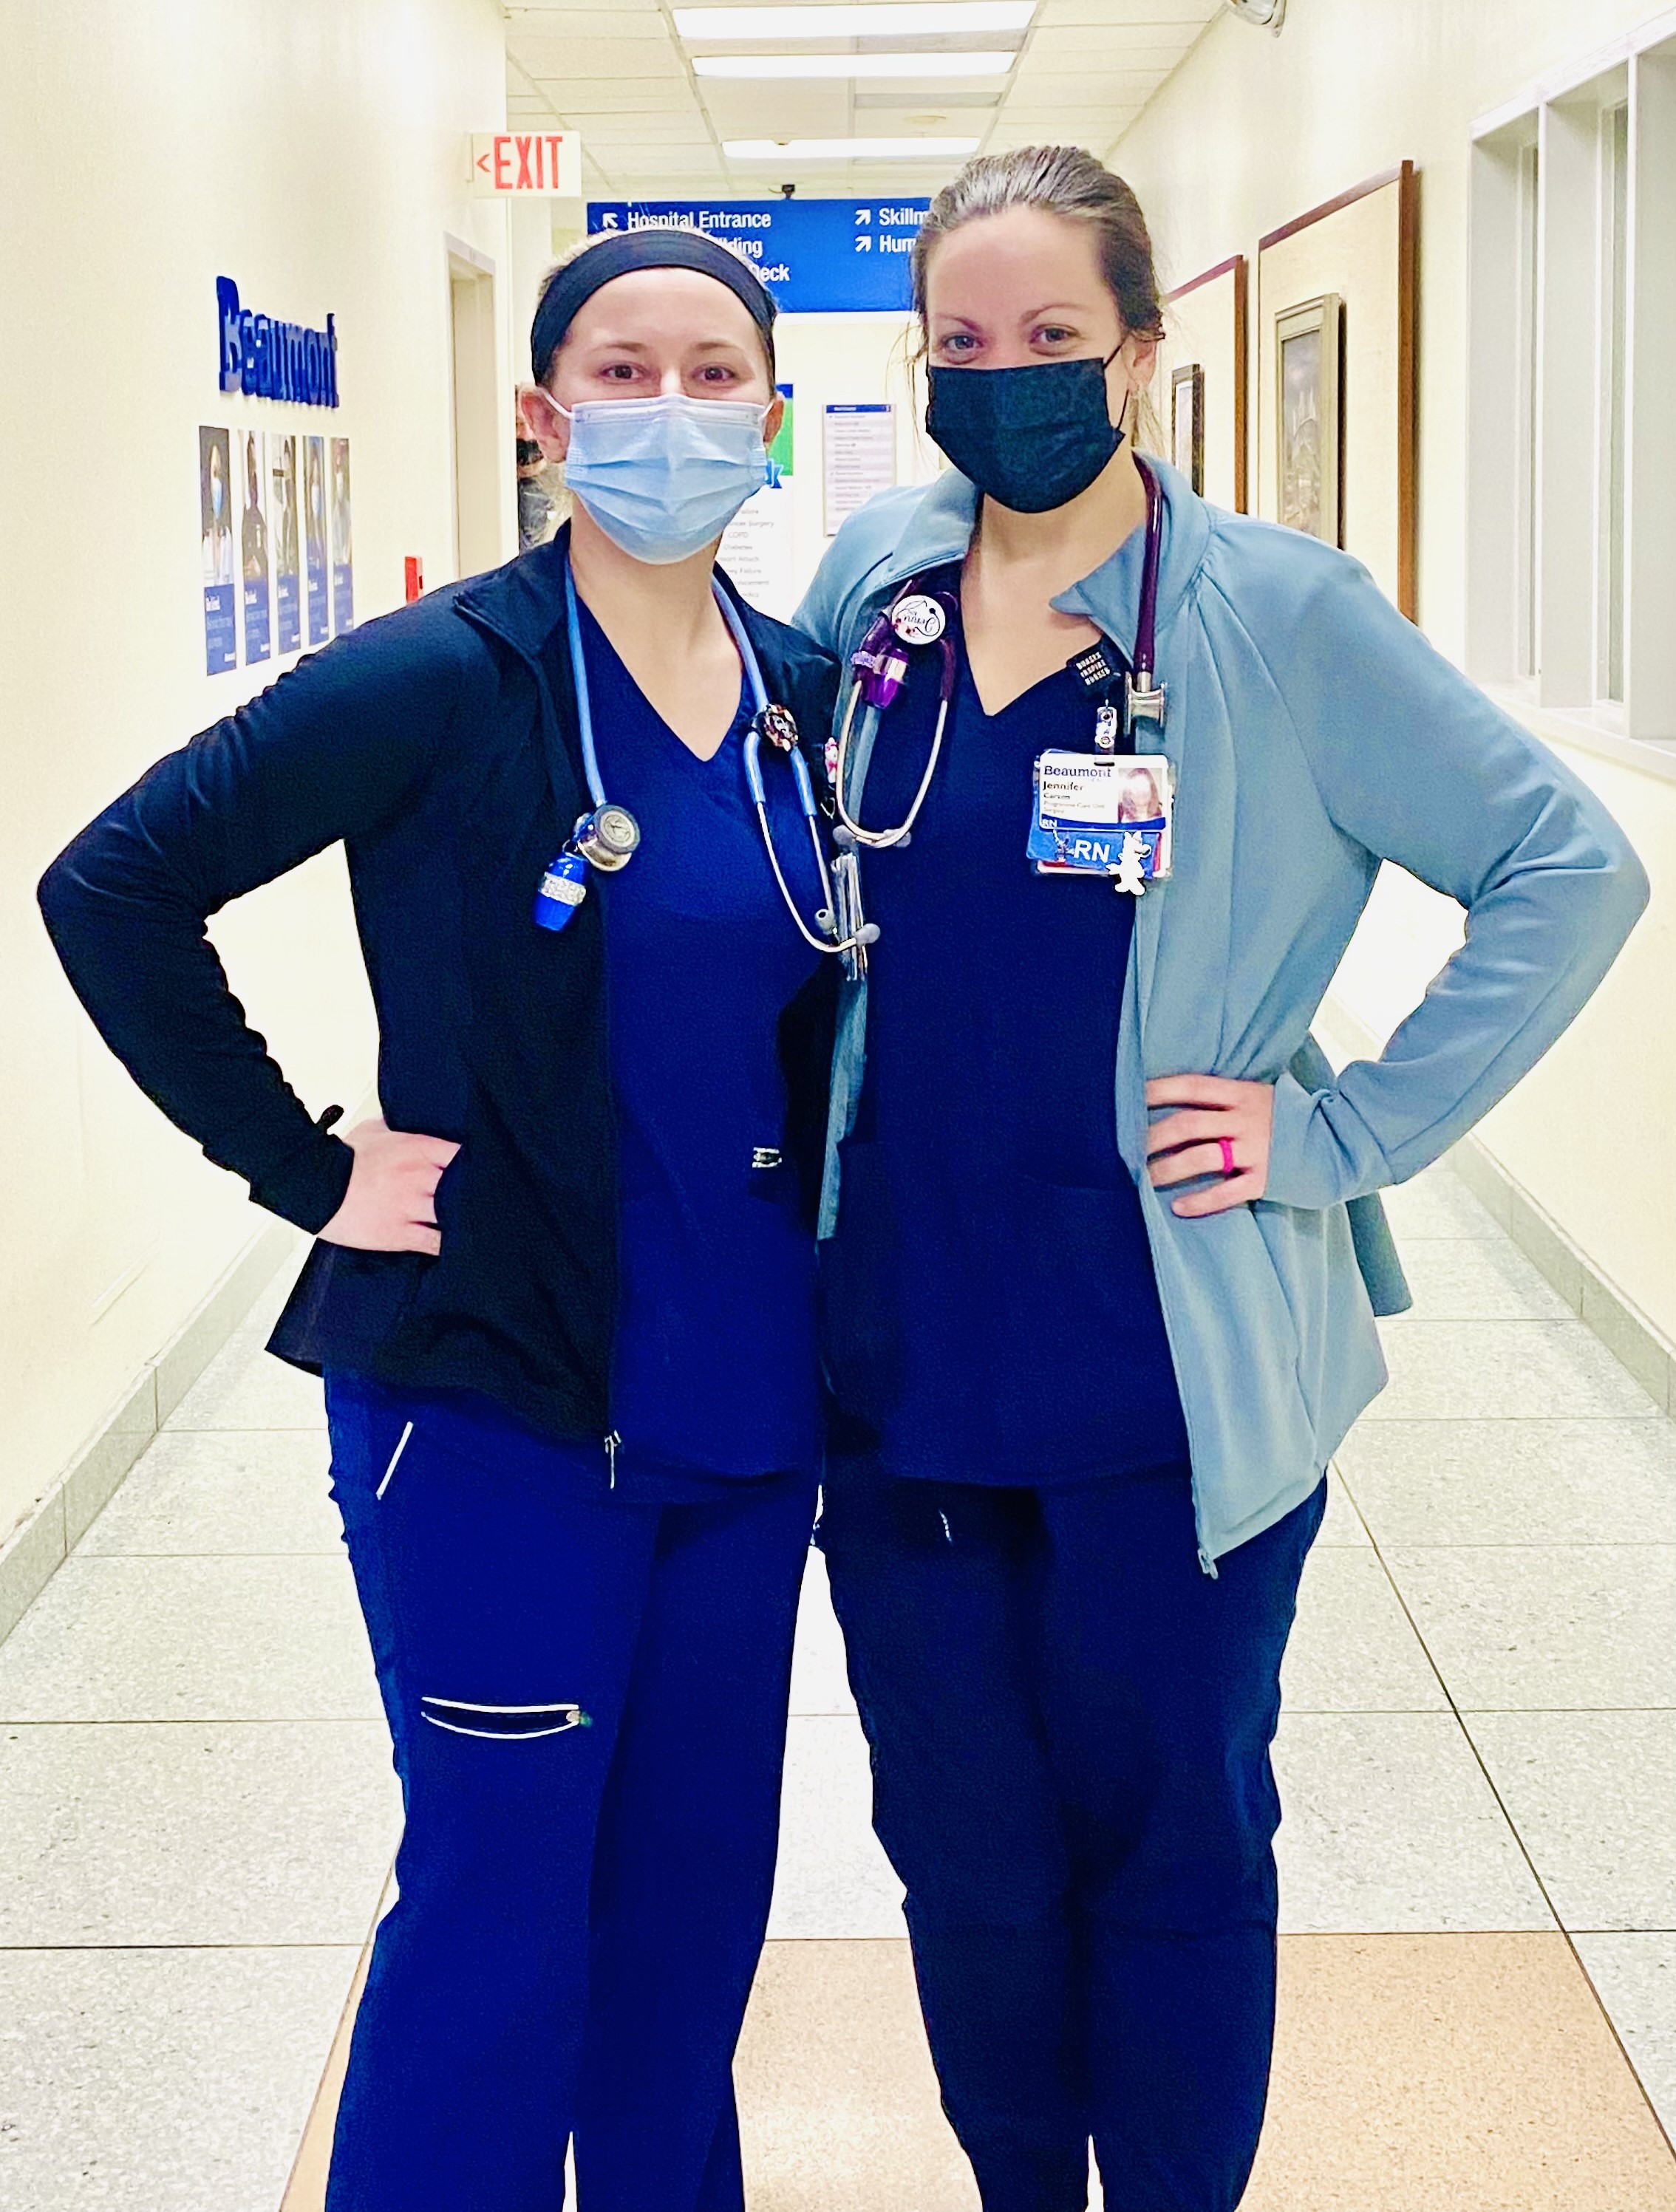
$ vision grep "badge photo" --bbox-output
[1027,751,1174,892]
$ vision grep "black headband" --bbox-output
[531,228,778,384]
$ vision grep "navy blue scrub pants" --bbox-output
[818,1462,1325,2212]
[322,1375,817,2212]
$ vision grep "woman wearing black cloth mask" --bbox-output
[39,231,842,2212]
[796,146,1643,2212]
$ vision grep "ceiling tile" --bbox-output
[1035,0,1216,22]
[694,81,857,129]
[512,35,686,76]
[532,76,706,113]
[1023,25,1198,61]
[571,114,718,144]
[506,8,672,35]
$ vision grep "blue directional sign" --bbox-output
[586,199,931,313]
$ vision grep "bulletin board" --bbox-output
[1153,253,1248,513]
[1256,161,1419,617]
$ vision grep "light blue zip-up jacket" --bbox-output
[795,460,1649,1568]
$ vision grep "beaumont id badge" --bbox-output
[1027,750,1174,892]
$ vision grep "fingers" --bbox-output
[1148,1139,1237,1189]
[416,1137,461,1170]
[1145,1073,1250,1110]
[1168,1168,1267,1218]
[1145,1107,1233,1158]
[407,1225,443,1257]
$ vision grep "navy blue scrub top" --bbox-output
[577,597,825,1500]
[822,555,1190,1486]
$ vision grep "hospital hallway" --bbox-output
[7,0,1676,2202]
[0,1147,1666,2210]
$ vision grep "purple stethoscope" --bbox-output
[830,453,1168,856]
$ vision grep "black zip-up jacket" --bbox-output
[39,529,842,1444]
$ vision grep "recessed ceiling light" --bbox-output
[695,50,1012,76]
[678,4,1034,38]
[724,135,981,157]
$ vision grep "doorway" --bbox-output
[448,245,503,581]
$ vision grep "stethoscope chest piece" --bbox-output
[573,803,640,872]
[532,805,639,935]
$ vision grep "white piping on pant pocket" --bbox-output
[419,1696,593,1741]
[375,1420,414,1501]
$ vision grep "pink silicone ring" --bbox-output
[1219,1136,1236,1177]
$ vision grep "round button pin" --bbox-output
[890,593,947,646]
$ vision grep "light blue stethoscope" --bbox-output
[534,559,879,973]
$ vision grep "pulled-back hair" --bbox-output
[911,145,1165,347]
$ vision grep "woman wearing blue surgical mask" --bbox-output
[794,146,1646,2212]
[38,233,841,2212]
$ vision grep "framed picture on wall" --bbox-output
[1171,363,1205,493]
[1275,293,1342,545]
[1256,161,1417,613]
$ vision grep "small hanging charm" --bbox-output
[534,851,589,933]
[1094,702,1120,753]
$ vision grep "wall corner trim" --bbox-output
[1315,995,1674,1416]
[0,1214,304,1648]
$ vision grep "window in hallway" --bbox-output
[1604,99,1629,706]
[1468,33,1676,745]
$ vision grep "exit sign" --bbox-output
[471,132,582,198]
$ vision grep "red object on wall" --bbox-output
[404,556,424,603]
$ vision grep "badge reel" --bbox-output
[1026,651,1173,896]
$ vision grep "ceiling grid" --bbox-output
[501,0,1222,199]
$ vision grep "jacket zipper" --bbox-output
[604,1431,621,1489]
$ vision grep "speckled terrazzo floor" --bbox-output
[0,1156,1672,2210]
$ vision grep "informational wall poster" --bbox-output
[304,436,330,646]
[587,201,930,314]
[330,438,354,634]
[822,403,895,536]
[239,429,270,665]
[198,426,236,675]
[271,434,302,655]
[719,384,795,618]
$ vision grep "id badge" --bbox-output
[1027,750,1173,890]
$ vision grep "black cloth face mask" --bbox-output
[925,352,1123,513]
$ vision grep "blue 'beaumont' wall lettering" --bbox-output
[217,277,339,408]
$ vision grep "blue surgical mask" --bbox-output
[559,393,769,564]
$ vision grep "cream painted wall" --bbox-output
[771,310,942,612]
[0,0,514,1540]
[1115,0,1676,1346]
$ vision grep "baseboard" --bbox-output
[0,1213,304,1646]
[1313,998,1675,1417]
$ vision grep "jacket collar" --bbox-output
[453,519,820,700]
[871,457,1213,656]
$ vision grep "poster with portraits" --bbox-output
[304,436,330,646]
[198,426,236,675]
[239,429,270,664]
[330,437,354,633]
[271,434,302,654]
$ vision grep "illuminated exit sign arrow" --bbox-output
[471,132,582,197]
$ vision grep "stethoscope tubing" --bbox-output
[832,454,1167,850]
[831,644,955,852]
[562,553,875,963]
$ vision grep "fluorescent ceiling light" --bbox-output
[725,135,980,157]
[678,4,1034,36]
[695,50,1012,76]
